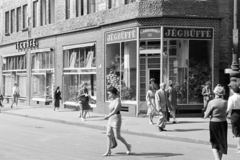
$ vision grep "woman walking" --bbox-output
[103,87,131,157]
[227,82,240,154]
[204,84,228,160]
[146,85,157,125]
[53,86,61,112]
[11,83,19,108]
[78,83,90,121]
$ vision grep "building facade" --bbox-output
[0,0,236,117]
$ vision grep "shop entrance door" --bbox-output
[149,69,160,89]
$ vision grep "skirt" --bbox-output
[231,110,240,138]
[209,121,228,154]
[106,114,122,136]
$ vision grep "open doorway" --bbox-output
[149,69,160,88]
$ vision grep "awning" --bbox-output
[2,51,25,58]
[31,48,53,53]
[63,43,95,50]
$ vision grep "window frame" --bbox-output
[16,7,21,32]
[22,4,28,29]
[49,0,55,24]
[10,9,15,33]
[5,11,10,34]
[40,0,47,26]
[65,0,71,19]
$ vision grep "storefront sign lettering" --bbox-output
[16,39,38,50]
[140,28,161,39]
[106,28,137,43]
[164,27,213,39]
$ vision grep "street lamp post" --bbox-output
[229,0,240,84]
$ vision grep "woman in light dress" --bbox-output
[146,85,158,125]
[103,87,131,157]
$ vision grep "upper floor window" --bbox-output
[33,1,38,28]
[66,0,71,19]
[5,11,10,34]
[32,51,54,69]
[76,0,84,17]
[87,0,96,14]
[10,9,15,33]
[3,55,27,71]
[49,0,55,24]
[125,0,136,4]
[16,7,21,32]
[23,5,28,29]
[41,0,47,26]
[108,0,119,9]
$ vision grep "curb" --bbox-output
[2,111,237,149]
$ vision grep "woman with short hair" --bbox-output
[227,82,240,154]
[103,87,131,157]
[204,84,228,160]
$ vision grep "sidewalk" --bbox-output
[0,104,237,149]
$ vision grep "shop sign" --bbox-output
[140,28,161,39]
[106,28,137,43]
[16,39,38,50]
[163,27,213,39]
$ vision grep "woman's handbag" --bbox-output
[111,136,118,149]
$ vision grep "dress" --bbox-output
[54,91,61,108]
[227,93,240,138]
[106,98,121,136]
[204,98,228,154]
[146,90,157,116]
[78,88,90,111]
[12,86,19,103]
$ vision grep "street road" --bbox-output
[0,114,239,160]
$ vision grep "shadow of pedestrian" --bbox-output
[172,128,208,132]
[115,152,183,157]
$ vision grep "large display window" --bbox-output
[138,27,213,105]
[2,53,27,98]
[63,43,96,104]
[31,48,54,101]
[106,41,137,102]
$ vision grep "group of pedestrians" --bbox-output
[203,82,240,160]
[146,78,177,132]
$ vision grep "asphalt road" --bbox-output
[0,114,239,160]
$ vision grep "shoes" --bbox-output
[149,121,154,125]
[172,121,177,124]
[81,118,85,121]
[126,144,131,155]
[102,151,111,157]
[158,127,167,132]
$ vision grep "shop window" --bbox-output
[41,0,47,26]
[66,0,71,19]
[125,0,136,4]
[108,0,119,9]
[33,1,38,28]
[5,11,10,34]
[31,50,54,100]
[32,74,52,99]
[22,4,28,29]
[10,9,15,33]
[164,40,212,104]
[63,43,97,103]
[63,74,96,102]
[49,0,55,24]
[2,55,27,98]
[76,0,84,16]
[16,7,21,32]
[63,43,96,68]
[32,52,54,69]
[106,41,137,101]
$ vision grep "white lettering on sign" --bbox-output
[164,28,213,39]
[106,29,137,43]
[16,39,38,50]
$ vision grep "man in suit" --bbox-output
[155,83,169,131]
[168,80,178,124]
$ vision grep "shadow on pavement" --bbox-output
[172,128,208,132]
[116,152,184,157]
[176,121,208,124]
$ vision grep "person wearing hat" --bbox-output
[204,84,228,159]
[167,80,178,123]
[202,81,213,111]
[227,81,240,154]
[11,83,19,108]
